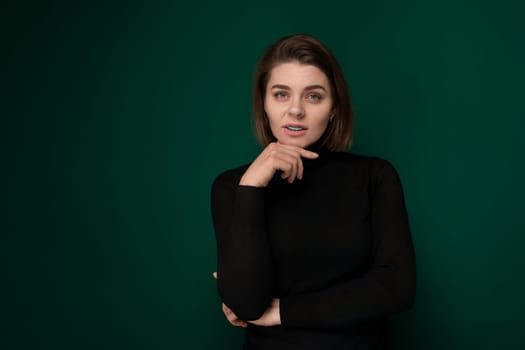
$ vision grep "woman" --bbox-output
[211,34,416,349]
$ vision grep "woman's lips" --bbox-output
[283,125,307,136]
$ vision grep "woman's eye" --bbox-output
[306,93,322,102]
[274,92,288,99]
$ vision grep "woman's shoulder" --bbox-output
[326,153,403,199]
[328,152,402,184]
[212,162,252,189]
[331,151,397,170]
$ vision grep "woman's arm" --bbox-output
[211,172,274,321]
[278,159,416,328]
[213,270,281,328]
[211,143,319,321]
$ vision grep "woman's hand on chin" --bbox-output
[240,142,318,187]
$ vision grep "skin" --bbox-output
[216,62,334,327]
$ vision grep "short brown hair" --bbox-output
[252,34,354,151]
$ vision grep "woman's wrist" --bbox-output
[239,175,266,187]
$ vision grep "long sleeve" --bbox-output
[279,159,416,328]
[211,170,274,321]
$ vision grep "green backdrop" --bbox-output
[4,0,524,349]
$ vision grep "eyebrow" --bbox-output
[270,84,328,92]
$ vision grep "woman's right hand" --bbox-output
[239,142,319,187]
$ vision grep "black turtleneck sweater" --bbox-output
[210,143,416,350]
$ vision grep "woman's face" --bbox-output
[264,62,333,149]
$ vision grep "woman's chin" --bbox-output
[278,140,307,148]
[276,137,310,148]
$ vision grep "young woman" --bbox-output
[211,34,416,350]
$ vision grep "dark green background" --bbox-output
[4,0,524,349]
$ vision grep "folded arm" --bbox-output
[211,173,274,321]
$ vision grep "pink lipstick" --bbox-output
[283,123,307,137]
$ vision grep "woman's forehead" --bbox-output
[267,62,330,89]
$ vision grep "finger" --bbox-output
[223,309,239,327]
[288,157,298,184]
[226,312,236,323]
[277,148,304,182]
[270,142,305,162]
[285,157,299,184]
[297,156,304,180]
[278,159,294,182]
[278,143,319,159]
[299,148,319,159]
[278,149,309,181]
[267,144,307,183]
[233,320,248,328]
[222,303,232,315]
[274,158,291,179]
[223,303,238,320]
[212,271,217,279]
[273,155,299,183]
[272,146,307,181]
[223,306,246,327]
[231,319,247,327]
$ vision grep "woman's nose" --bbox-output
[287,99,305,119]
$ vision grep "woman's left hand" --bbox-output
[221,302,249,328]
[212,272,281,327]
[247,298,281,327]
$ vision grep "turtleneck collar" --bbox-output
[305,138,328,153]
[303,138,332,168]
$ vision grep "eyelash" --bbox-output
[307,93,322,101]
[273,92,323,102]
